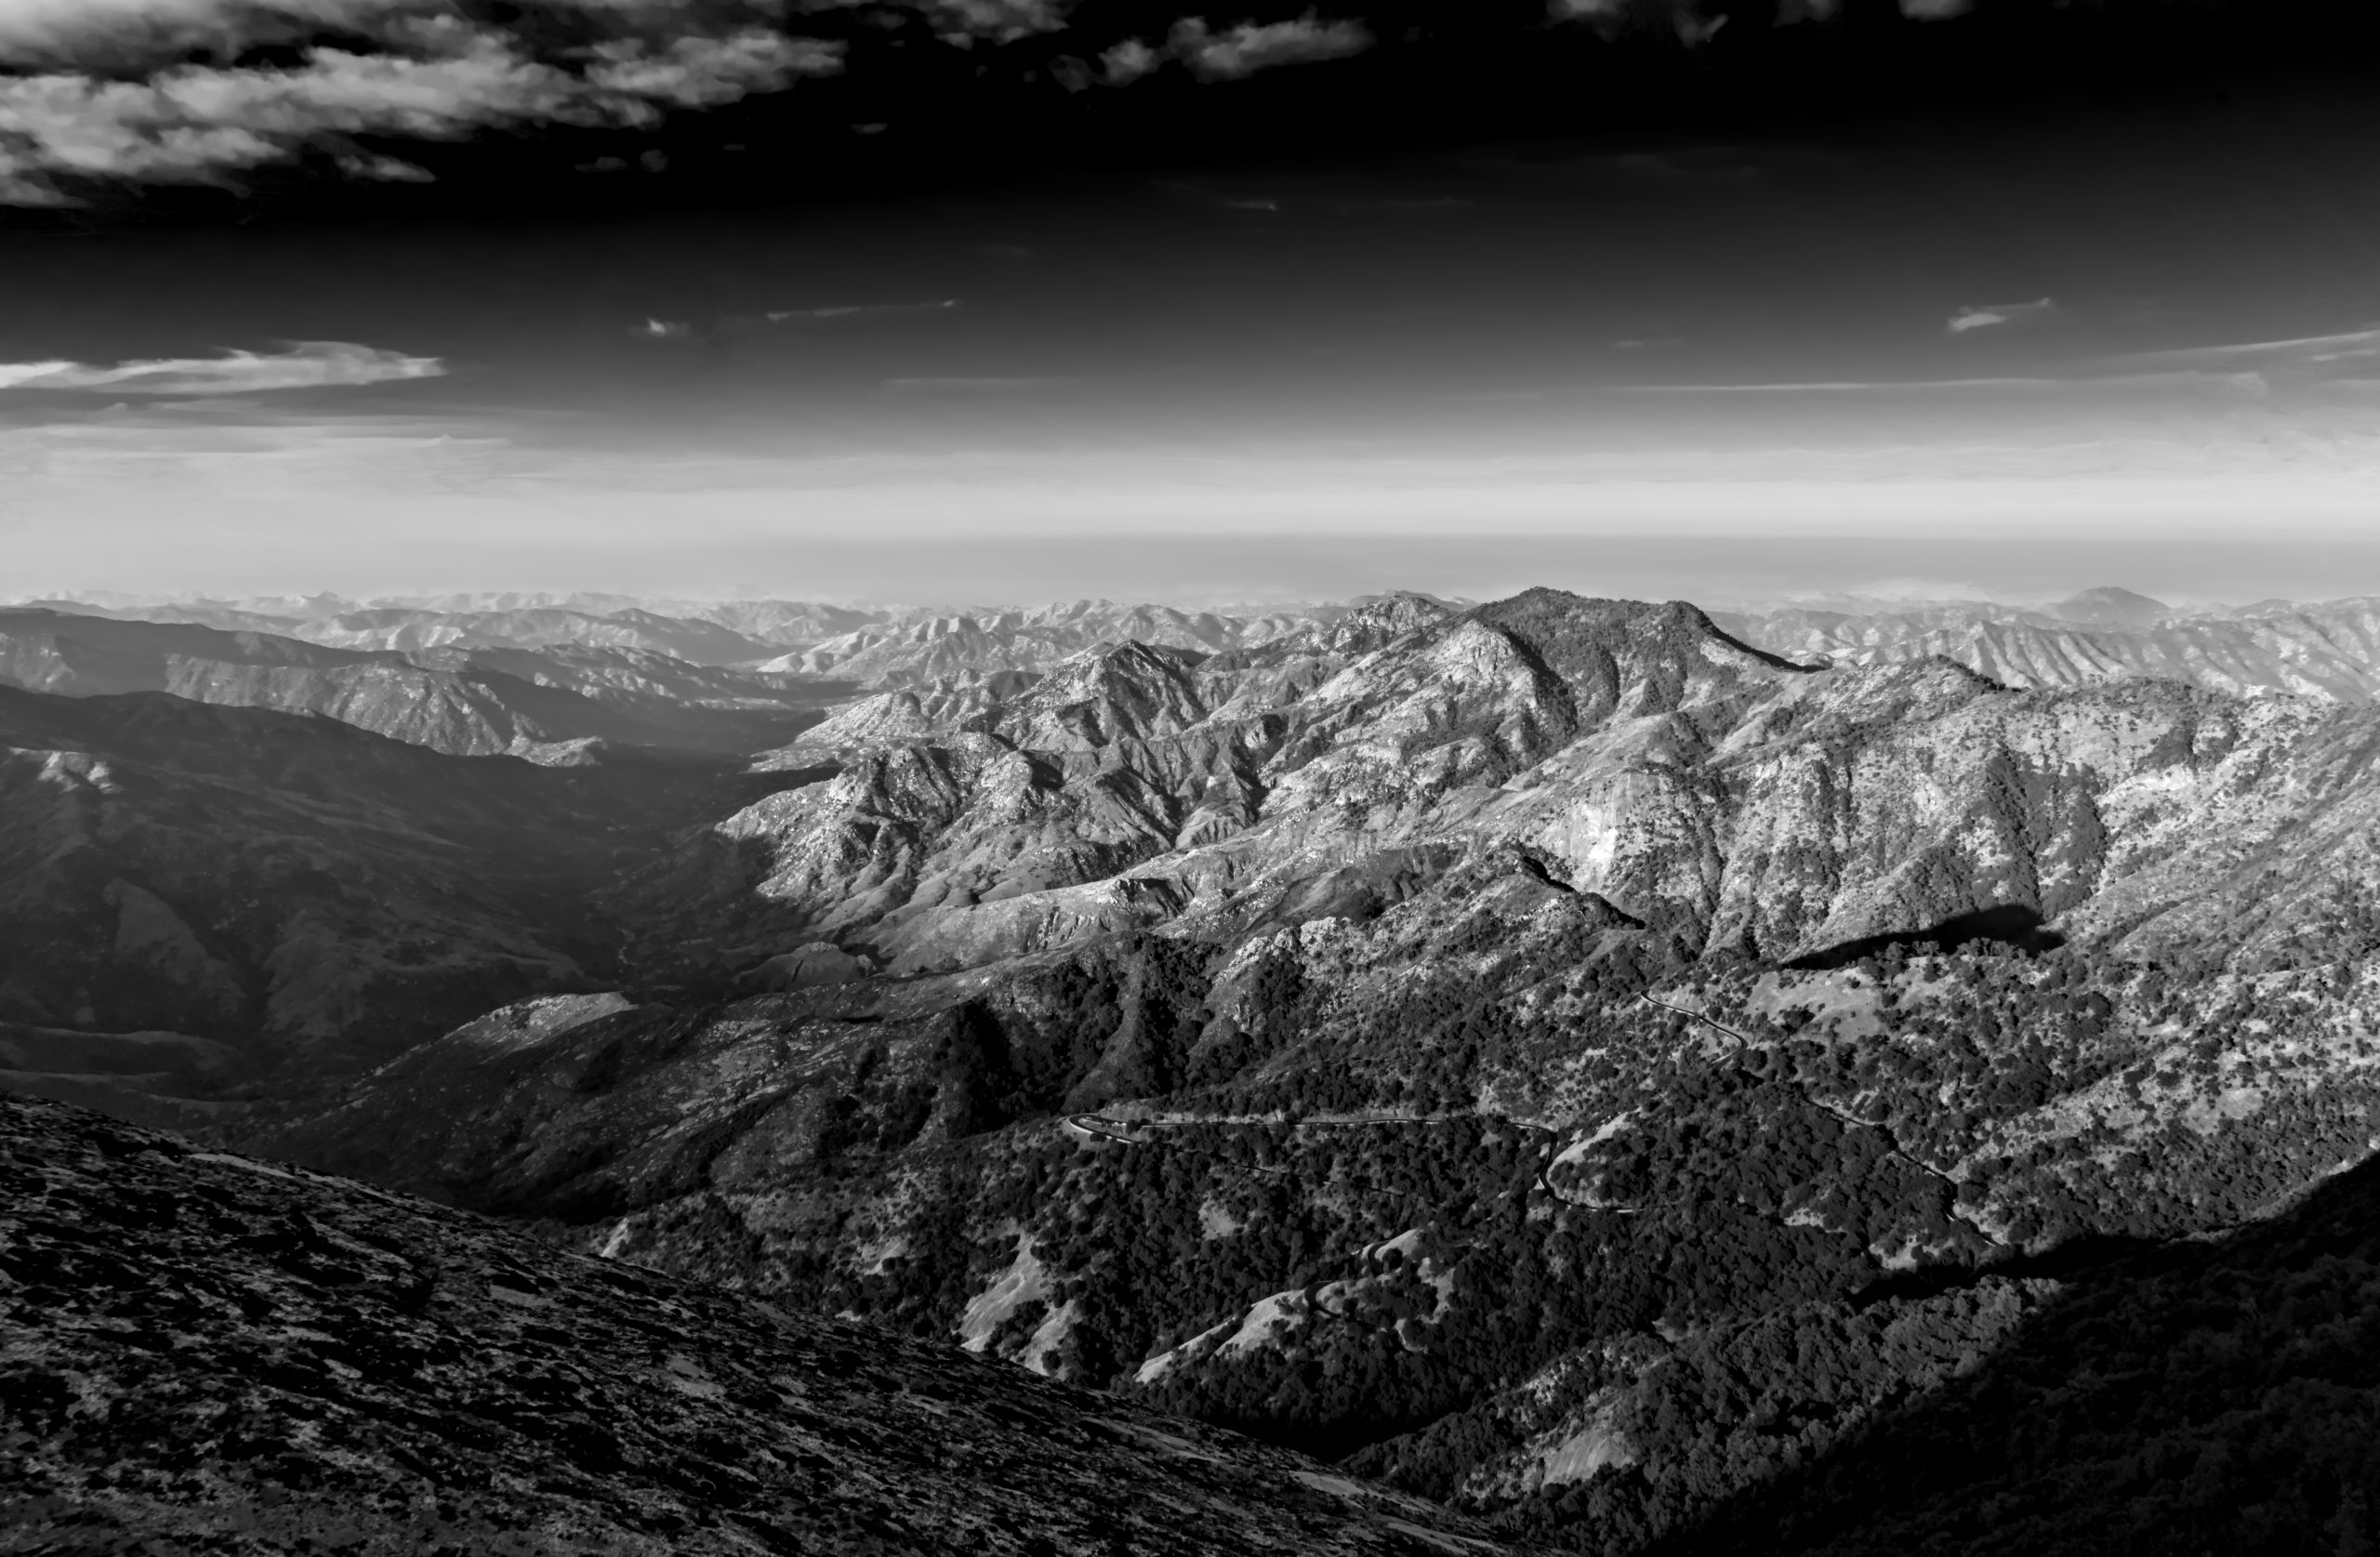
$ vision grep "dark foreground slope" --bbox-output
[1661,1150,2380,1557]
[0,1094,1526,1557]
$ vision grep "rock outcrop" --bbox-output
[640,590,2380,985]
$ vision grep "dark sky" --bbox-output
[6,0,2380,603]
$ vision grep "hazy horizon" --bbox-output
[13,533,2380,617]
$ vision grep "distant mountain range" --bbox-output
[19,587,2380,705]
[7,581,2380,1554]
[1715,589,2380,702]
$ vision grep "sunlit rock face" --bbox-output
[634,587,2380,985]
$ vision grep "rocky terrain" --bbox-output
[0,1091,1527,1557]
[764,600,1355,688]
[622,588,2380,986]
[11,581,2380,1553]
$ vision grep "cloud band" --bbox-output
[0,5,842,204]
[0,340,445,393]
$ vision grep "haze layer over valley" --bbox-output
[6,579,2379,1553]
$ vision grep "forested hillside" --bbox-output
[244,903,2380,1550]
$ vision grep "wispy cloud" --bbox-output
[2096,326,2380,373]
[631,298,962,339]
[1948,297,2058,334]
[0,9,842,205]
[1627,376,2071,394]
[1168,15,1370,81]
[881,376,1064,393]
[0,341,443,394]
[763,298,961,323]
[915,0,1073,43]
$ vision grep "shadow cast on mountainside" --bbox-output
[1629,1150,2380,1557]
[1782,905,2066,971]
[1844,1229,2162,1310]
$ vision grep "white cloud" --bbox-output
[0,0,402,64]
[1100,37,1160,85]
[0,341,443,394]
[1544,0,1732,39]
[580,28,833,106]
[1168,14,1369,81]
[0,2,793,66]
[1947,297,2058,334]
[0,9,841,204]
[918,0,1072,43]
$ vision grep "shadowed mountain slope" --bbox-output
[0,687,771,1100]
[1659,1145,2380,1557]
[0,609,838,760]
[0,609,664,759]
[0,1092,1532,1557]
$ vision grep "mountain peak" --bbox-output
[2043,586,2171,626]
